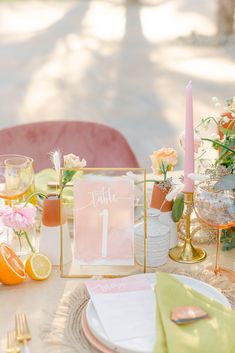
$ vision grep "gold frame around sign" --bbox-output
[59,167,147,278]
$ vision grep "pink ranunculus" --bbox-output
[1,204,36,231]
[0,205,11,216]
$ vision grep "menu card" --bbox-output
[86,276,155,342]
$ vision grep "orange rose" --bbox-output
[150,148,177,177]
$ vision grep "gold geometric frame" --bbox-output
[59,168,147,278]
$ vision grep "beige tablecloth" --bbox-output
[1,243,235,352]
[1,170,235,352]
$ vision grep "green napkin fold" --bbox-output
[35,168,74,204]
[154,272,235,353]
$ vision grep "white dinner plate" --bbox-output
[86,273,230,353]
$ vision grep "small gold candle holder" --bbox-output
[169,192,207,263]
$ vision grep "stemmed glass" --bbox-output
[0,154,34,204]
[194,179,235,280]
[0,155,35,254]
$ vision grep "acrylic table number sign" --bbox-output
[74,179,135,265]
[60,168,147,278]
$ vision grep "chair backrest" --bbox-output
[0,121,139,171]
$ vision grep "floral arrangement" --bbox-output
[149,148,178,190]
[62,153,87,191]
[0,203,36,253]
[49,151,87,196]
[195,97,235,250]
[195,97,235,175]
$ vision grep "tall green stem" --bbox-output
[161,161,167,182]
[23,230,35,253]
[202,138,235,154]
[14,229,35,253]
[24,191,47,206]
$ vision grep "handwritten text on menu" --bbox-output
[73,178,135,265]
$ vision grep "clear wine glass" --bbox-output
[194,179,235,280]
[0,155,35,254]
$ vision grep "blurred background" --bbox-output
[0,0,235,169]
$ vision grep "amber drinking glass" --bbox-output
[194,179,235,279]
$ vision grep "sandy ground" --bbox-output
[0,0,234,169]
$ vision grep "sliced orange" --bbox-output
[0,243,26,285]
[25,253,52,281]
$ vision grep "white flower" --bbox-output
[179,131,203,153]
[165,184,185,201]
[222,116,230,123]
[212,97,219,102]
[210,133,219,140]
[63,154,87,168]
[188,173,210,182]
[211,97,221,108]
[125,171,140,182]
[124,172,144,206]
[49,149,62,176]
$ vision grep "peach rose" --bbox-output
[150,148,177,176]
[63,154,87,168]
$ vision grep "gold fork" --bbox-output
[15,313,31,353]
[6,331,20,353]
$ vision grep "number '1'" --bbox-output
[100,209,109,258]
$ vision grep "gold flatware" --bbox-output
[15,313,31,352]
[6,330,20,353]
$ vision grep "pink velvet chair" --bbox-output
[0,121,139,171]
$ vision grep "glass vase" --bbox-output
[1,223,37,257]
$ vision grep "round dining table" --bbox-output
[1,244,235,352]
[1,170,235,352]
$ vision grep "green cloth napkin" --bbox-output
[35,168,74,204]
[154,272,235,353]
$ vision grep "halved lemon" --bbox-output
[0,243,26,285]
[25,253,52,281]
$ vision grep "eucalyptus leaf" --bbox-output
[226,98,233,106]
[214,174,235,190]
[221,229,235,251]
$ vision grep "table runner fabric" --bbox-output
[40,268,235,353]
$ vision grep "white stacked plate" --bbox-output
[84,274,231,353]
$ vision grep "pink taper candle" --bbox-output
[184,81,195,192]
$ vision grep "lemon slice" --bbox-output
[25,253,52,281]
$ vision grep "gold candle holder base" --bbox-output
[169,192,207,264]
[169,242,206,263]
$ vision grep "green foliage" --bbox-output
[62,170,76,188]
[221,228,235,251]
[226,98,233,106]
[172,194,184,223]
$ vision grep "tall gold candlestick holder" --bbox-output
[169,192,207,263]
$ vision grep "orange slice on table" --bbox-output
[25,253,52,281]
[0,243,26,285]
